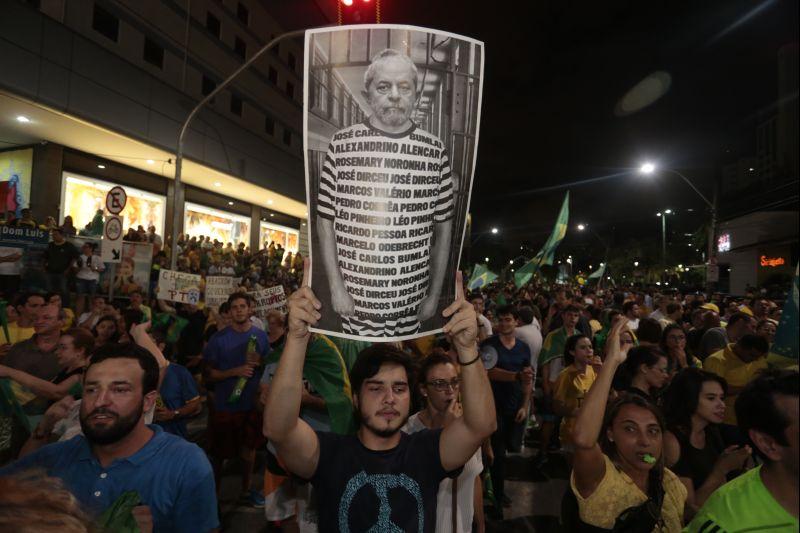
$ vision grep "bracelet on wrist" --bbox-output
[458,351,482,366]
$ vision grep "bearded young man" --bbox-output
[0,342,218,532]
[263,264,496,532]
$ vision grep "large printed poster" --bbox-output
[304,25,483,341]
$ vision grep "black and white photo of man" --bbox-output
[315,48,454,338]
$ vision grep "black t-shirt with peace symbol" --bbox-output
[310,428,460,533]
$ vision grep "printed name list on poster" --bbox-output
[303,24,484,341]
[157,269,202,304]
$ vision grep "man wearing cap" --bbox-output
[699,311,755,360]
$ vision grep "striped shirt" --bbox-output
[318,120,453,337]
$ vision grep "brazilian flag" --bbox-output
[468,264,498,291]
[515,191,570,287]
[588,263,606,280]
[768,264,799,370]
[265,334,355,435]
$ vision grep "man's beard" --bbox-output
[377,106,410,128]
[80,401,143,446]
[358,408,409,438]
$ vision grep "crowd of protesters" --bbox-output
[0,219,796,532]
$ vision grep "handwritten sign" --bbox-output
[205,276,241,308]
[249,286,287,320]
[157,269,202,304]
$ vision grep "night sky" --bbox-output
[274,0,799,267]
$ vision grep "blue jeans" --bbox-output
[45,272,69,306]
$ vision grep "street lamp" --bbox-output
[639,162,718,290]
[491,227,499,234]
[577,223,586,231]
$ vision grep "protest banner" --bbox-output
[249,285,287,320]
[157,269,202,304]
[0,225,49,248]
[303,25,483,341]
[205,276,241,308]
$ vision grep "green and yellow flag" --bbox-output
[515,191,570,287]
[768,264,799,370]
[468,264,498,291]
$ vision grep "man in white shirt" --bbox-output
[514,306,542,374]
[623,300,640,330]
[648,295,669,321]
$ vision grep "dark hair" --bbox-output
[16,292,45,308]
[227,292,251,307]
[636,318,662,344]
[736,369,799,452]
[662,368,728,433]
[659,323,685,352]
[562,304,580,315]
[601,393,665,493]
[45,292,62,303]
[665,302,682,316]
[736,333,769,354]
[218,301,231,314]
[496,304,516,318]
[726,312,752,330]
[350,344,416,401]
[128,289,143,298]
[467,292,484,303]
[516,305,535,325]
[622,300,638,315]
[92,315,120,344]
[86,342,160,394]
[615,346,666,390]
[62,328,95,356]
[122,308,144,330]
[417,354,455,385]
[564,334,591,366]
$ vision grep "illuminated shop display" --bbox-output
[185,202,250,245]
[259,221,299,253]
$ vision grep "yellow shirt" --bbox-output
[61,308,76,331]
[703,344,768,425]
[571,455,687,532]
[0,323,35,344]
[554,364,597,445]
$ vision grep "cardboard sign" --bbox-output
[101,215,123,263]
[157,269,202,304]
[205,276,241,308]
[249,285,287,320]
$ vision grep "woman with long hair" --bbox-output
[569,316,687,531]
[615,345,671,401]
[91,314,121,348]
[662,368,751,518]
[403,354,485,533]
[660,324,702,375]
[553,334,599,450]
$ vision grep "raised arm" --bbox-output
[263,259,322,479]
[0,365,79,400]
[317,216,354,316]
[440,272,497,471]
[571,316,628,497]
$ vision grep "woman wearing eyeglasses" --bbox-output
[661,324,702,375]
[403,354,485,533]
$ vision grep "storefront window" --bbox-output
[259,221,299,253]
[185,202,250,246]
[61,173,165,236]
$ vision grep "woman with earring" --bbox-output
[403,354,485,533]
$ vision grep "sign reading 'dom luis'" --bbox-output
[0,225,49,248]
[303,24,484,342]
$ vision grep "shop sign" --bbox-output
[717,233,731,253]
[0,225,49,248]
[760,255,786,268]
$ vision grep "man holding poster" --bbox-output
[316,48,454,338]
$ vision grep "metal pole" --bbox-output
[706,186,718,294]
[661,214,666,267]
[169,29,308,270]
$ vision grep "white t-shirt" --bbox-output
[0,247,22,276]
[76,254,105,281]
[403,412,483,533]
[477,314,493,337]
[515,321,543,372]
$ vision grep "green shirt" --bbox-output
[540,327,571,367]
[685,466,798,533]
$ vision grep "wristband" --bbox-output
[458,351,481,366]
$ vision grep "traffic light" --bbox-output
[338,0,380,24]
